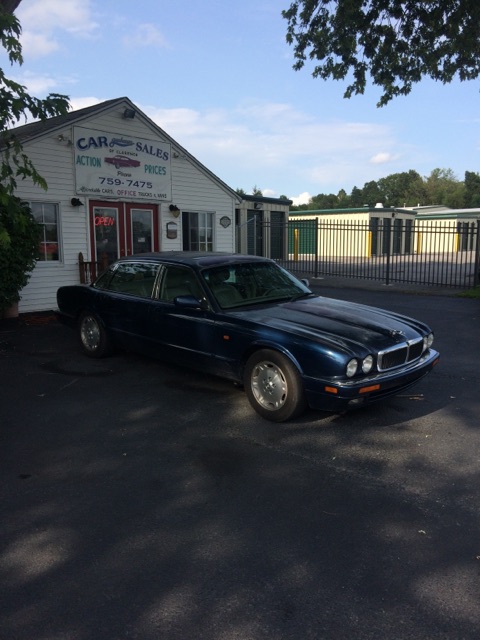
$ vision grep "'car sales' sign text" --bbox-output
[73,126,172,201]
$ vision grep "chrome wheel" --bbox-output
[78,312,112,358]
[244,349,307,422]
[80,314,101,352]
[251,360,288,411]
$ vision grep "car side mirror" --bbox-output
[301,278,310,288]
[174,295,205,310]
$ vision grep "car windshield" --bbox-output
[202,261,312,309]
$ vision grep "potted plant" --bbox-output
[0,192,40,318]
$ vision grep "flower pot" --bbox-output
[2,301,19,319]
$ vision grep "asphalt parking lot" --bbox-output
[1,283,479,640]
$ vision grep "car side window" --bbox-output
[107,262,159,298]
[159,266,204,302]
[93,266,115,290]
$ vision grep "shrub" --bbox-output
[0,194,40,314]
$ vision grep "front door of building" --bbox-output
[89,200,159,265]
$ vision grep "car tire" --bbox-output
[78,312,112,358]
[244,349,307,422]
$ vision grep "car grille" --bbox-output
[377,338,425,371]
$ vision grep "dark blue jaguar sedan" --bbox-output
[56,252,440,422]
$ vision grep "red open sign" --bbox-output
[95,216,115,227]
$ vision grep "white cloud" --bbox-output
[290,192,312,206]
[370,152,397,164]
[123,24,169,48]
[19,32,59,57]
[69,96,103,111]
[141,99,401,192]
[18,0,98,57]
[19,71,61,94]
[11,70,80,96]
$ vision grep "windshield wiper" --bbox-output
[290,292,315,302]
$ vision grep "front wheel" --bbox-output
[244,349,307,422]
[78,312,112,358]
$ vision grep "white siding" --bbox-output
[14,100,238,313]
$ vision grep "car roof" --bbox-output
[116,252,273,269]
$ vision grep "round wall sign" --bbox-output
[220,216,231,228]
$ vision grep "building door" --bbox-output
[89,201,159,264]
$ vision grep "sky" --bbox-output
[3,0,480,205]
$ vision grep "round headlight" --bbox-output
[346,359,358,378]
[362,355,374,373]
[423,333,434,351]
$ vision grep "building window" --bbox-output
[31,202,60,261]
[182,211,213,251]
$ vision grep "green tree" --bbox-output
[424,168,464,208]
[360,180,383,207]
[310,192,340,209]
[0,10,70,209]
[348,186,365,207]
[0,195,39,312]
[464,171,480,207]
[377,170,426,206]
[0,1,22,11]
[0,4,70,312]
[282,1,480,106]
[251,185,263,196]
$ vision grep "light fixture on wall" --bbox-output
[123,108,136,119]
[254,202,263,210]
[71,197,83,207]
[57,134,72,145]
[169,204,181,218]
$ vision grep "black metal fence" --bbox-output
[239,218,480,289]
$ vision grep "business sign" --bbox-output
[74,126,172,201]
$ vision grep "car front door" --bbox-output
[147,265,218,372]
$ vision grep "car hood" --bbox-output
[231,295,429,355]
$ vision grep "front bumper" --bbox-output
[304,349,440,412]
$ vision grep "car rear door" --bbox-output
[97,261,160,352]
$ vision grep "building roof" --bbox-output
[290,205,480,220]
[290,206,415,217]
[241,194,293,206]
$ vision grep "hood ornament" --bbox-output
[390,329,405,338]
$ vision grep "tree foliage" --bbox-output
[464,171,480,207]
[290,168,476,211]
[0,193,39,313]
[0,1,22,13]
[0,3,69,309]
[282,0,480,106]
[0,10,70,203]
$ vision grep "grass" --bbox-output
[458,287,480,299]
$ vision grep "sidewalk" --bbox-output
[301,274,465,297]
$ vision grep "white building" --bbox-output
[7,97,240,314]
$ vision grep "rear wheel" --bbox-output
[78,312,112,358]
[244,349,307,422]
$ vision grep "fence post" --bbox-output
[314,217,319,278]
[474,220,480,287]
[385,220,391,286]
[78,252,86,284]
